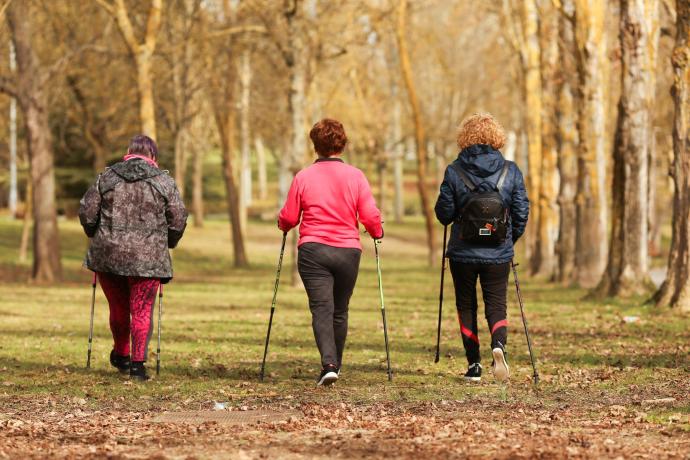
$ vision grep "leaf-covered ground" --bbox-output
[0,219,688,459]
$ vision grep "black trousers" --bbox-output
[298,242,362,368]
[449,261,510,364]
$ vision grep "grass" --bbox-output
[0,217,688,458]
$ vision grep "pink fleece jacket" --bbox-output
[278,158,383,250]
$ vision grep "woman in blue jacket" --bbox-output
[435,113,529,382]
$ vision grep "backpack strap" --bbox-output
[449,163,477,191]
[496,162,511,192]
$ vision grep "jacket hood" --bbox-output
[457,144,505,179]
[110,159,163,182]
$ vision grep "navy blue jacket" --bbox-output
[434,144,529,264]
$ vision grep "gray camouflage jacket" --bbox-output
[79,159,188,281]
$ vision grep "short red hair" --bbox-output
[309,118,348,156]
[456,113,506,150]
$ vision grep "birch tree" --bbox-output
[239,49,253,233]
[655,0,690,311]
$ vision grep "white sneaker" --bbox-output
[492,347,510,382]
[316,366,339,386]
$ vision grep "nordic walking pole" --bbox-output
[434,225,449,363]
[374,239,393,381]
[259,232,288,382]
[511,261,539,386]
[86,272,97,368]
[156,283,163,376]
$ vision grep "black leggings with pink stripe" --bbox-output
[98,272,160,362]
[449,261,509,365]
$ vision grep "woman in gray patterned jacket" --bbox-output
[79,135,188,381]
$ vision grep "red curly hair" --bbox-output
[310,118,348,157]
[456,113,506,151]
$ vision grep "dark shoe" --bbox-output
[130,361,150,382]
[110,350,130,374]
[464,363,482,382]
[316,364,338,386]
[492,342,510,382]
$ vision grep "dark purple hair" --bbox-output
[128,135,158,160]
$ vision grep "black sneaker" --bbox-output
[110,350,130,374]
[316,364,338,386]
[464,363,482,382]
[492,342,510,382]
[130,361,150,382]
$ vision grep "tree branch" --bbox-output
[143,0,163,52]
[0,0,13,19]
[0,74,18,99]
[111,0,140,54]
[93,0,114,15]
[207,24,267,38]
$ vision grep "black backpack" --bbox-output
[450,162,511,245]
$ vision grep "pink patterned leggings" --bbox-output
[98,273,160,362]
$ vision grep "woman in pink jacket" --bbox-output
[278,119,383,386]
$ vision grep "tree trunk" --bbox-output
[19,177,32,263]
[215,110,248,268]
[396,0,436,266]
[173,129,187,196]
[8,1,62,282]
[377,154,386,214]
[654,0,690,311]
[392,93,404,223]
[597,0,656,298]
[255,137,267,201]
[135,52,157,138]
[646,2,662,257]
[555,1,579,284]
[191,144,204,228]
[521,0,544,275]
[8,42,18,218]
[105,0,162,139]
[285,5,308,287]
[573,0,609,287]
[533,4,559,278]
[239,50,252,233]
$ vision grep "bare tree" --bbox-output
[572,0,610,287]
[162,0,203,195]
[501,0,543,273]
[205,3,249,268]
[596,0,658,298]
[96,0,163,138]
[1,0,63,282]
[535,1,560,278]
[555,0,579,284]
[654,0,690,311]
[396,0,436,265]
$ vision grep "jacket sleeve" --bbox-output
[510,166,530,243]
[434,167,458,226]
[357,171,383,239]
[278,175,302,232]
[165,179,188,248]
[79,175,102,238]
